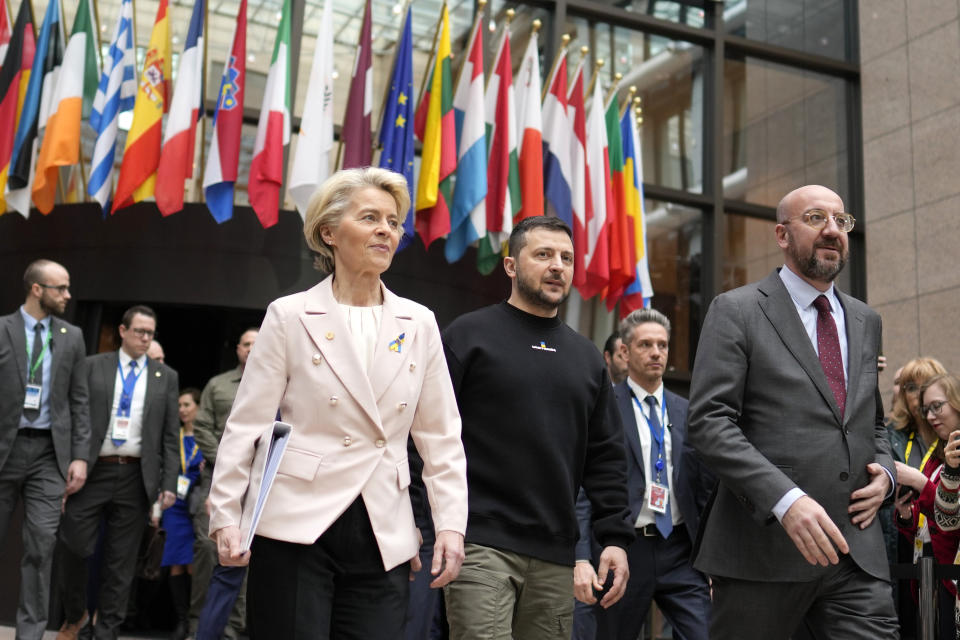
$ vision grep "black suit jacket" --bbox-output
[688,269,894,582]
[576,382,713,559]
[0,310,90,477]
[85,351,180,500]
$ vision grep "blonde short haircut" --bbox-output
[302,167,411,273]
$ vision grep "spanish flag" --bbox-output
[112,0,171,214]
[0,1,35,215]
[32,0,98,214]
[413,2,455,248]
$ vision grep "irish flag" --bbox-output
[155,0,205,216]
[248,0,291,228]
[31,0,98,214]
[111,0,170,213]
[413,3,455,248]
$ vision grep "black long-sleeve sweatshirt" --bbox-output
[442,302,634,565]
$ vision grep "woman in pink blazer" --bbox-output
[208,168,468,639]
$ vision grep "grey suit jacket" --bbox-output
[85,351,180,501]
[688,269,894,582]
[0,310,90,478]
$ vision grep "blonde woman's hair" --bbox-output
[302,167,411,273]
[891,357,948,432]
[919,373,960,462]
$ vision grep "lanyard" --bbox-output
[631,391,668,481]
[905,431,938,471]
[27,326,52,383]
[116,360,144,417]
[179,429,199,473]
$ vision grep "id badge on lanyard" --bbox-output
[648,482,669,514]
[23,384,42,409]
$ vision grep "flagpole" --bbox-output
[416,0,445,110]
[452,0,485,96]
[604,71,621,109]
[586,58,604,99]
[540,28,567,104]
[198,0,209,200]
[373,0,411,157]
[619,84,636,118]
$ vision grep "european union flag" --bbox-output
[378,7,415,250]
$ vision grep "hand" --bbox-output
[877,355,887,372]
[409,528,424,582]
[781,495,848,566]
[160,491,176,509]
[893,488,914,521]
[65,460,87,495]
[213,525,250,566]
[595,546,629,608]
[150,503,161,528]
[430,530,465,588]
[849,463,892,529]
[573,561,601,605]
[945,431,960,469]
[895,461,927,491]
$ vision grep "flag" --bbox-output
[31,0,98,214]
[0,0,11,74]
[413,3,455,248]
[111,0,171,213]
[289,0,333,216]
[203,0,246,223]
[444,13,485,264]
[155,0,205,216]
[479,27,519,275]
[341,0,372,169]
[620,106,653,316]
[603,90,635,309]
[567,57,590,293]
[514,29,542,221]
[248,0,291,228]
[6,0,62,217]
[0,1,35,215]
[582,74,612,299]
[87,0,135,213]
[378,6,415,249]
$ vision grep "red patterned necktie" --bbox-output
[813,295,846,417]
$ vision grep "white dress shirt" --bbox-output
[338,304,383,374]
[100,350,148,457]
[626,377,683,529]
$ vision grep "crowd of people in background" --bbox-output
[2,172,959,640]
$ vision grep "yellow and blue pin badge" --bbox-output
[389,333,406,353]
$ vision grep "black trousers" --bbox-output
[247,497,410,640]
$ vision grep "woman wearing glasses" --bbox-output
[894,368,959,639]
[207,168,467,640]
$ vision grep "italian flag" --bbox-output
[248,0,291,228]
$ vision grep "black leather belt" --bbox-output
[638,523,660,537]
[18,428,52,437]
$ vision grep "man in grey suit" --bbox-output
[56,305,180,640]
[0,259,90,640]
[688,185,898,638]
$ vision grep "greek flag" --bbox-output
[87,0,135,213]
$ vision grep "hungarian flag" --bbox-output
[0,1,35,215]
[340,0,372,169]
[582,74,612,299]
[620,104,653,316]
[514,28,542,221]
[603,90,635,308]
[567,57,590,293]
[289,0,333,216]
[32,0,98,214]
[445,12,485,264]
[155,0,205,216]
[203,0,246,223]
[479,27,519,275]
[7,0,61,218]
[413,3,455,248]
[248,0,291,228]
[112,0,171,213]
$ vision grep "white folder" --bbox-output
[239,421,293,550]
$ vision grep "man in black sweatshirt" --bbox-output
[442,216,634,640]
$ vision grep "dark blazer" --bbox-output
[688,269,894,582]
[0,310,90,477]
[576,383,713,559]
[85,351,180,500]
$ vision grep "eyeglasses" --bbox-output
[782,209,856,233]
[130,328,156,339]
[923,401,948,417]
[38,284,70,294]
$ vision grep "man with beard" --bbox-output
[442,216,633,640]
[688,185,898,638]
[0,259,90,640]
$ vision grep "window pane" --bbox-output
[725,0,850,61]
[645,199,702,373]
[724,56,848,208]
[566,17,704,193]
